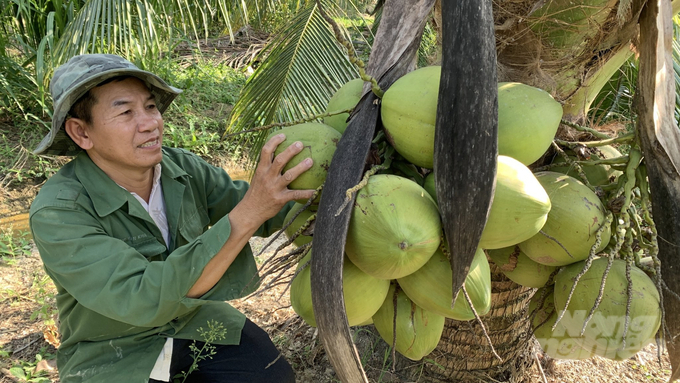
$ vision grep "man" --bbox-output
[29,54,315,382]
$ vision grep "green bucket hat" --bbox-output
[34,54,182,156]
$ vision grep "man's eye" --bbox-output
[147,104,157,110]
[122,110,132,115]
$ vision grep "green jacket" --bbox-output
[29,147,290,383]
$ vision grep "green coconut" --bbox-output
[519,172,611,266]
[266,122,341,191]
[372,283,445,361]
[323,78,363,134]
[487,245,558,288]
[345,174,441,280]
[290,252,390,327]
[551,145,623,186]
[554,258,661,361]
[283,203,316,247]
[479,155,552,249]
[397,246,491,320]
[381,66,440,169]
[530,288,594,360]
[498,82,563,165]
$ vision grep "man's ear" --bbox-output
[64,118,94,150]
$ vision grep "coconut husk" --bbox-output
[493,0,645,105]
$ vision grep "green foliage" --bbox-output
[417,22,438,67]
[6,347,55,383]
[161,56,246,159]
[587,57,638,126]
[28,274,58,326]
[0,227,33,263]
[0,0,371,121]
[173,320,227,383]
[226,1,361,165]
[590,15,680,128]
[0,55,40,115]
[0,127,61,188]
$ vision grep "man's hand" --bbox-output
[186,134,314,298]
[230,133,315,233]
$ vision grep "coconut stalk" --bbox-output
[635,0,680,379]
[561,44,634,121]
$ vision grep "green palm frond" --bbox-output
[52,0,161,65]
[0,55,36,113]
[587,57,638,126]
[226,1,359,162]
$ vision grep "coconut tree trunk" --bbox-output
[425,263,535,382]
[635,0,680,379]
[494,0,647,121]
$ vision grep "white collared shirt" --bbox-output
[118,164,173,382]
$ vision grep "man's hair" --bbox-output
[68,75,138,124]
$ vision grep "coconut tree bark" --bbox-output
[635,0,680,380]
[494,0,648,122]
[425,264,536,382]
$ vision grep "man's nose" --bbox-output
[137,110,161,131]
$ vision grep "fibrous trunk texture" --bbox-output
[425,263,535,382]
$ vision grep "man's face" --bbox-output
[84,77,164,175]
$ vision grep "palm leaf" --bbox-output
[587,57,637,125]
[0,55,35,113]
[226,1,360,165]
[52,0,161,65]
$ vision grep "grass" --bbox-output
[0,227,33,263]
[161,56,247,160]
[0,236,59,383]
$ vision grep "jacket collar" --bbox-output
[74,148,188,218]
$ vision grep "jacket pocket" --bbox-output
[127,236,167,259]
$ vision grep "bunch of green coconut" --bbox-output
[264,66,661,362]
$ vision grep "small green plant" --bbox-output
[173,320,227,383]
[7,347,55,383]
[29,274,58,327]
[0,227,33,263]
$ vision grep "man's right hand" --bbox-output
[186,134,314,298]
[230,133,315,233]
